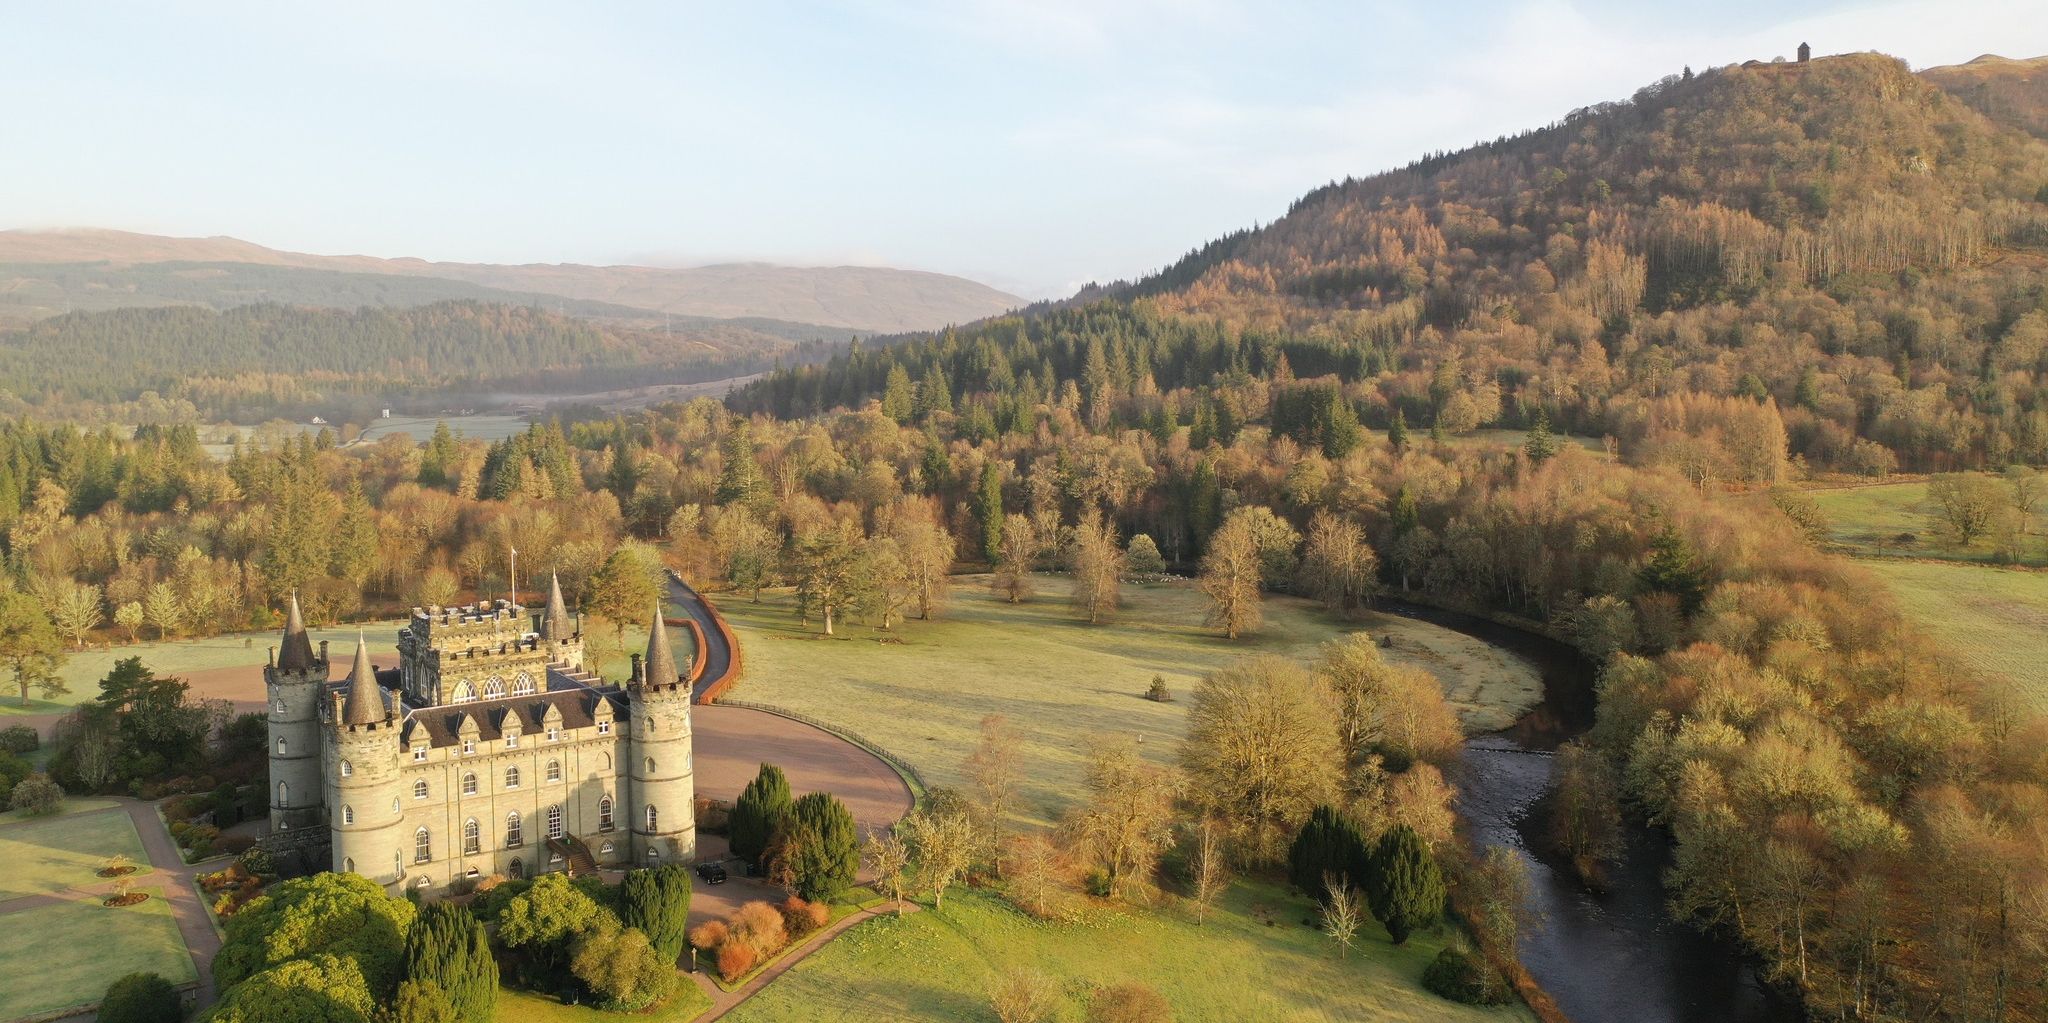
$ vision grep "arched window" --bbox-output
[505,766,521,788]
[277,780,289,806]
[546,760,561,783]
[451,680,475,704]
[462,818,480,855]
[509,858,524,879]
[413,780,428,800]
[340,760,353,778]
[392,797,400,815]
[342,805,354,825]
[344,857,355,873]
[646,847,659,862]
[462,773,478,796]
[513,671,536,696]
[599,841,615,856]
[598,795,614,831]
[276,737,288,755]
[547,804,564,840]
[645,804,658,831]
[483,676,505,699]
[506,811,523,847]
[274,699,285,715]
[414,828,431,863]
[644,757,655,774]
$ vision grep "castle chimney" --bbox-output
[630,653,644,686]
[267,646,276,668]
[318,639,329,665]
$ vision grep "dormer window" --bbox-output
[546,726,559,742]
[462,739,476,755]
[596,720,611,735]
[412,746,428,762]
[505,732,519,749]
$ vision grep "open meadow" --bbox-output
[717,574,1542,823]
[721,883,1532,1023]
[0,890,197,1020]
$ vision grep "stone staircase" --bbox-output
[549,835,598,876]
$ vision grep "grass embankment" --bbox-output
[491,983,713,1023]
[0,805,150,898]
[1806,480,2048,712]
[721,883,1531,1023]
[0,889,195,1020]
[719,574,1541,823]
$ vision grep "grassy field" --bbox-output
[0,806,150,899]
[1809,478,2047,566]
[0,797,117,826]
[0,889,196,1020]
[718,574,1541,823]
[1860,560,2048,713]
[492,983,712,1023]
[722,883,1530,1023]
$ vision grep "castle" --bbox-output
[263,575,695,888]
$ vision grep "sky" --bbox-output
[3,1,2045,299]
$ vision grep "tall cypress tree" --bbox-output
[729,762,794,866]
[779,792,860,904]
[975,463,1004,563]
[401,902,497,1023]
[1367,825,1445,945]
[621,863,693,965]
[1287,805,1372,901]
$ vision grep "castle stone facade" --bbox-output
[264,578,695,890]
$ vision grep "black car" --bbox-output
[696,861,727,884]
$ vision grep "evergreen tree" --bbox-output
[400,903,496,1023]
[714,416,767,507]
[97,972,181,1023]
[729,763,793,866]
[1367,825,1445,944]
[881,364,915,423]
[621,863,693,965]
[975,462,1004,563]
[777,791,860,904]
[330,478,378,586]
[1636,522,1709,614]
[1288,805,1372,902]
[1523,407,1559,464]
[418,422,459,489]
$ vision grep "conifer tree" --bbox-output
[1288,805,1372,901]
[400,902,497,1023]
[776,791,860,904]
[881,365,915,423]
[975,463,1004,563]
[730,763,793,867]
[1523,406,1559,464]
[1367,825,1445,944]
[621,863,693,965]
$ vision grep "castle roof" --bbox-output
[277,591,316,671]
[403,680,626,749]
[643,600,679,686]
[542,572,572,642]
[341,634,389,726]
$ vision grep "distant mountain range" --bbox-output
[0,228,1021,333]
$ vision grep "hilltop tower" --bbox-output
[265,593,328,830]
[1798,41,1811,63]
[329,635,404,883]
[628,602,695,864]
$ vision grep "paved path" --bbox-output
[686,901,921,1022]
[668,575,734,702]
[10,798,223,1022]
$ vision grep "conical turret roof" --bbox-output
[643,601,679,687]
[277,591,316,671]
[341,634,387,726]
[542,572,571,641]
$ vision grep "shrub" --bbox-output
[730,900,787,956]
[237,846,276,880]
[688,920,729,952]
[1145,676,1171,702]
[162,794,210,822]
[779,896,829,939]
[98,971,181,1023]
[1089,982,1173,1023]
[1083,869,1112,898]
[570,924,671,1011]
[1422,945,1511,1005]
[715,941,758,982]
[216,834,257,857]
[9,774,62,815]
[0,724,38,754]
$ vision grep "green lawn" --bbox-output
[0,796,116,826]
[721,883,1531,1023]
[718,574,1541,824]
[492,982,712,1023]
[1861,560,2048,714]
[1809,478,2047,565]
[0,889,196,1020]
[0,806,149,899]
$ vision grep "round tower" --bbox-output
[330,635,405,884]
[628,602,695,865]
[265,593,327,831]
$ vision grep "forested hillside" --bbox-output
[740,53,2048,477]
[0,300,826,422]
[1923,54,2048,141]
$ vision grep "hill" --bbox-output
[1922,53,2048,141]
[0,228,1021,333]
[738,52,2048,478]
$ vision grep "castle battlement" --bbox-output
[410,601,529,645]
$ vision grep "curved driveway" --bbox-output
[668,575,734,702]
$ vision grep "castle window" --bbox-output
[599,795,614,831]
[546,726,559,742]
[414,828,432,863]
[645,804,658,831]
[547,804,564,840]
[646,848,659,862]
[344,857,354,873]
[645,757,655,774]
[413,780,428,800]
[342,805,354,825]
[462,818,480,855]
[546,760,561,783]
[514,672,535,696]
[505,767,521,788]
[412,745,427,762]
[462,773,478,796]
[451,680,476,704]
[276,737,287,755]
[392,797,400,815]
[596,719,611,735]
[484,676,505,699]
[505,732,519,749]
[506,812,523,848]
[274,699,284,715]
[277,781,288,806]
[340,760,353,778]
[509,858,523,879]
[462,739,475,755]
[599,841,614,856]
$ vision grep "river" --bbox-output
[1384,602,1804,1023]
